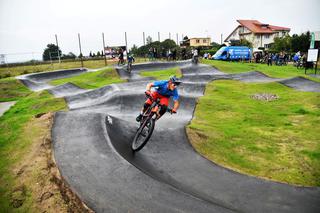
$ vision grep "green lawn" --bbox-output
[0,91,67,211]
[202,59,320,82]
[140,67,182,80]
[0,78,31,102]
[187,80,320,186]
[50,67,126,89]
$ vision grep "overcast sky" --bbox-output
[0,0,319,62]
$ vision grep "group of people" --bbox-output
[117,48,135,67]
[203,52,213,60]
[147,47,178,61]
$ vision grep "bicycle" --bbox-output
[192,55,199,65]
[127,61,132,73]
[131,93,174,152]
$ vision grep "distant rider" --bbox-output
[192,48,198,64]
[136,76,181,122]
[118,49,124,65]
[127,53,135,64]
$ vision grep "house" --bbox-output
[225,20,290,50]
[180,37,211,47]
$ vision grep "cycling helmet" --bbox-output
[169,75,182,86]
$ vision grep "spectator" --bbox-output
[267,53,272,66]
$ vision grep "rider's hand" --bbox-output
[145,90,151,96]
[171,109,177,114]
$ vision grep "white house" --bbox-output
[225,20,290,50]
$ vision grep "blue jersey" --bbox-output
[152,80,179,101]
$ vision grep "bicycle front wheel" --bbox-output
[131,118,155,152]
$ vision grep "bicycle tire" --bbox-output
[131,118,155,152]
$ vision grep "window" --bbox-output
[282,32,286,36]
[256,35,260,39]
[203,39,207,43]
[196,39,200,43]
[265,34,270,39]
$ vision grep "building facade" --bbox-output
[181,37,211,47]
[225,20,290,50]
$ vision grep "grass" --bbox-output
[187,80,320,186]
[0,78,31,102]
[50,67,126,89]
[202,59,320,82]
[140,67,182,80]
[0,91,67,211]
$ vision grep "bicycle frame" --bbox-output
[140,97,160,125]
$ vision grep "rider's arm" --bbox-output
[172,100,179,112]
[146,83,154,91]
[172,90,179,112]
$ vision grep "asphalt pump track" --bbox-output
[17,61,320,212]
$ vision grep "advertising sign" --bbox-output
[307,49,318,62]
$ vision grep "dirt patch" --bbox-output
[251,93,279,101]
[186,127,208,145]
[11,112,94,212]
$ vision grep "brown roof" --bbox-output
[237,20,290,34]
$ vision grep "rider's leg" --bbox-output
[155,97,169,119]
[136,102,151,122]
[156,104,168,120]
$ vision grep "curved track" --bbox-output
[18,62,320,212]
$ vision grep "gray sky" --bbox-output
[0,0,319,62]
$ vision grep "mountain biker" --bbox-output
[192,48,198,64]
[127,53,135,65]
[118,48,124,65]
[136,76,181,122]
[127,53,135,72]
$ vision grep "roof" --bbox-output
[187,37,211,40]
[237,20,290,34]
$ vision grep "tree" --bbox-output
[97,51,101,57]
[42,44,62,61]
[230,39,253,48]
[130,44,139,55]
[183,36,189,41]
[239,38,253,48]
[271,35,291,52]
[62,52,76,60]
[146,36,153,45]
[161,39,177,51]
[210,41,221,49]
[89,51,92,57]
[291,32,310,53]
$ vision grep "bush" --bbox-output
[200,48,218,56]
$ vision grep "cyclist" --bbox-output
[192,48,199,64]
[127,53,135,71]
[118,49,124,65]
[136,76,181,122]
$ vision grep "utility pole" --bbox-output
[176,33,178,45]
[221,33,223,45]
[169,32,171,40]
[102,32,107,66]
[125,32,128,54]
[78,33,83,68]
[158,32,160,42]
[55,34,61,64]
[143,32,145,46]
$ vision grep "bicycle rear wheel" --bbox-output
[131,118,155,152]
